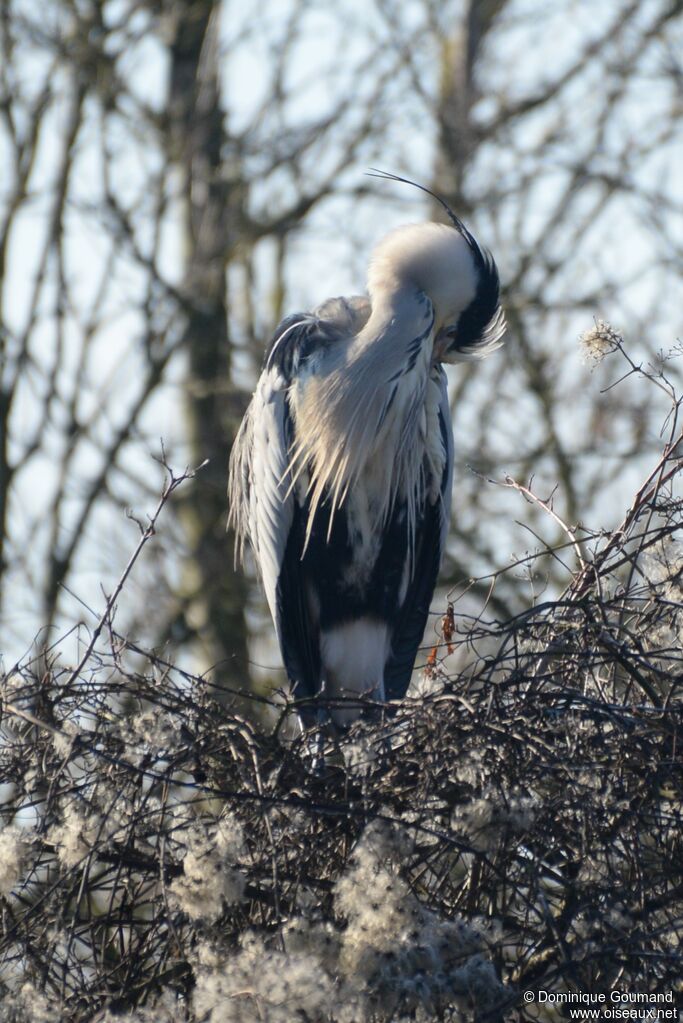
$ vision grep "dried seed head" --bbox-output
[579,318,623,365]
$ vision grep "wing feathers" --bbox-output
[384,370,452,700]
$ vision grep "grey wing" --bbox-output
[229,297,371,596]
[383,368,453,700]
[228,367,294,639]
[229,302,370,700]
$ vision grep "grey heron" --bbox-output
[229,175,505,726]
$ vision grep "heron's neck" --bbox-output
[358,286,433,335]
[350,286,435,381]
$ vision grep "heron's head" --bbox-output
[367,220,505,363]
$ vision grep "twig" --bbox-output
[65,458,202,688]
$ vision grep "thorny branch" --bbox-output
[65,457,203,689]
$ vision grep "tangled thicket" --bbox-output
[1,343,682,1022]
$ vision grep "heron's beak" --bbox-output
[433,325,457,363]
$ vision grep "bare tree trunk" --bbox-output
[433,0,508,211]
[166,0,249,695]
[0,386,9,587]
[431,0,513,612]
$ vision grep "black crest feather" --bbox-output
[367,169,505,355]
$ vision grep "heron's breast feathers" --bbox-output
[287,310,445,550]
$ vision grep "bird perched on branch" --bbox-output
[229,173,505,726]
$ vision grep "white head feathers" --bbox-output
[366,222,479,334]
